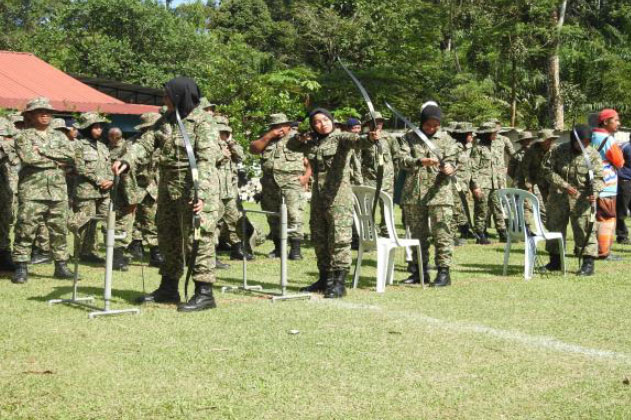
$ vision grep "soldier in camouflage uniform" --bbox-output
[507,130,536,184]
[360,111,400,236]
[344,118,363,250]
[127,112,164,268]
[114,77,222,312]
[399,103,457,287]
[490,119,516,160]
[516,129,559,227]
[73,112,113,263]
[542,125,604,276]
[11,97,76,283]
[0,117,18,271]
[293,108,380,297]
[250,113,310,260]
[471,122,508,244]
[447,122,475,245]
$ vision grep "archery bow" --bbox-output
[385,101,479,241]
[175,109,201,300]
[337,57,384,221]
[573,127,596,267]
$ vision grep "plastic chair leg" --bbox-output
[524,238,534,280]
[415,245,425,288]
[376,243,387,293]
[352,244,364,289]
[503,237,511,276]
[387,247,396,285]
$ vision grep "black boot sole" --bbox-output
[177,301,217,312]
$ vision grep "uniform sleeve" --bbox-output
[542,149,568,191]
[228,140,244,163]
[15,133,56,168]
[119,130,155,171]
[592,151,605,194]
[39,133,75,163]
[504,137,515,157]
[194,120,221,202]
[399,133,420,170]
[388,134,402,171]
[74,142,102,185]
[470,146,482,190]
[521,149,535,190]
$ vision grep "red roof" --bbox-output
[0,51,159,115]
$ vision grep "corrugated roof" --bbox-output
[0,51,159,115]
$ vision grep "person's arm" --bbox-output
[15,133,56,168]
[250,127,283,154]
[299,158,312,190]
[542,148,569,191]
[606,140,624,169]
[227,138,244,163]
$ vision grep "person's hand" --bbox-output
[99,180,113,190]
[368,130,381,141]
[420,157,440,167]
[440,163,455,176]
[112,161,127,175]
[473,188,484,200]
[222,147,232,158]
[566,185,578,197]
[267,127,285,140]
[299,174,310,190]
[191,199,204,214]
[588,194,596,203]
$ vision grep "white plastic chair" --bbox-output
[496,188,566,280]
[351,186,425,292]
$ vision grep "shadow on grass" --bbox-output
[458,263,524,276]
[29,285,142,306]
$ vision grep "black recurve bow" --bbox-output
[175,109,201,300]
[337,57,384,221]
[385,101,479,241]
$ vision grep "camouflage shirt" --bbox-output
[75,137,112,200]
[543,142,604,198]
[360,133,400,190]
[261,128,305,174]
[507,146,527,181]
[399,130,458,206]
[454,142,473,190]
[14,127,75,202]
[470,139,508,190]
[129,130,160,202]
[518,143,557,191]
[217,137,244,199]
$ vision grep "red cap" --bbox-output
[598,108,618,123]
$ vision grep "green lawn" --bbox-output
[2,207,631,419]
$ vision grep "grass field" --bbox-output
[2,207,631,419]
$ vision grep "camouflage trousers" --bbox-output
[524,185,547,229]
[114,205,135,249]
[73,197,109,256]
[451,184,473,238]
[261,171,305,241]
[403,203,453,268]
[157,194,217,284]
[132,194,158,248]
[545,193,597,258]
[474,187,506,234]
[0,179,12,251]
[217,196,242,245]
[12,199,69,263]
[310,192,353,271]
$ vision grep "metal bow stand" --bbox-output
[48,182,140,318]
[221,198,311,302]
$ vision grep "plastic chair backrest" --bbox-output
[497,188,544,240]
[352,186,402,246]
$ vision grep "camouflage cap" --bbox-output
[476,122,500,134]
[134,112,161,130]
[215,115,229,126]
[536,128,560,142]
[8,112,23,123]
[50,118,69,131]
[217,124,232,134]
[22,97,55,114]
[362,111,384,125]
[447,121,474,134]
[267,113,291,127]
[516,130,536,143]
[74,111,110,130]
[0,117,17,136]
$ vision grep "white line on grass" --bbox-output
[317,299,631,364]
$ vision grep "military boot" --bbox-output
[177,282,217,312]
[288,239,303,260]
[12,262,28,284]
[53,261,75,279]
[267,238,281,258]
[459,224,475,239]
[149,246,164,267]
[127,240,144,260]
[216,257,230,270]
[30,248,52,265]
[498,229,508,243]
[433,267,451,287]
[300,268,327,293]
[112,248,129,271]
[545,254,562,271]
[577,257,595,276]
[324,269,348,299]
[80,253,105,264]
[0,250,16,271]
[403,264,420,284]
[230,242,253,261]
[476,233,491,245]
[136,276,180,304]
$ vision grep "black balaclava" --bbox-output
[164,77,201,119]
[420,103,442,124]
[309,108,334,137]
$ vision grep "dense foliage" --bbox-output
[2,0,631,146]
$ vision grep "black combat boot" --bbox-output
[149,246,164,267]
[324,269,348,299]
[216,239,232,252]
[127,240,144,259]
[498,229,508,243]
[53,261,75,279]
[459,224,474,239]
[476,233,491,245]
[136,276,180,304]
[230,242,253,261]
[300,268,327,293]
[0,249,16,271]
[112,248,129,271]
[433,267,451,287]
[545,254,562,271]
[288,239,303,260]
[177,282,217,312]
[12,262,28,284]
[577,256,595,276]
[80,253,105,264]
[403,264,420,284]
[30,248,52,265]
[267,238,281,258]
[216,257,230,269]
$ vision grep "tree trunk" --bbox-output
[511,55,517,127]
[548,1,567,130]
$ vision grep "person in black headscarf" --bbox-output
[113,77,223,312]
[293,108,380,297]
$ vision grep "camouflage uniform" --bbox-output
[0,119,18,259]
[399,130,457,270]
[109,140,137,250]
[471,123,508,236]
[120,105,221,285]
[73,112,112,258]
[447,122,475,242]
[543,141,604,258]
[12,109,75,265]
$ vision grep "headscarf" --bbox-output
[164,77,201,119]
[420,101,442,124]
[309,108,334,136]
